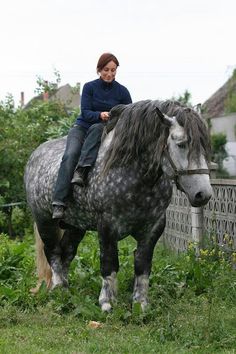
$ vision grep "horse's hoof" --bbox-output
[30,278,52,294]
[101,302,112,312]
[133,300,148,312]
[30,286,40,294]
[140,301,148,312]
[51,279,68,290]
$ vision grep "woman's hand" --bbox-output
[100,112,110,121]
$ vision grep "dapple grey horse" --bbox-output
[24,100,212,311]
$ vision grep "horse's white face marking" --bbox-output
[168,121,189,171]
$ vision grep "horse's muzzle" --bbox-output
[190,189,212,207]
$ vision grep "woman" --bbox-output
[52,53,132,219]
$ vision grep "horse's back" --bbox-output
[24,137,66,212]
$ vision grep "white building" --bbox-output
[203,72,236,176]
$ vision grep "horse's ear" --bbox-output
[155,107,173,126]
[193,103,202,114]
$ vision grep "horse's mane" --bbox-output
[102,100,211,175]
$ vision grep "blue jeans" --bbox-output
[53,122,104,206]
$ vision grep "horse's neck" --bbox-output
[97,129,115,162]
[97,129,163,181]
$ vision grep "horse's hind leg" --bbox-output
[30,223,55,293]
[98,221,119,312]
[34,220,85,291]
[35,219,66,289]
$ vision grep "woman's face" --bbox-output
[99,60,117,82]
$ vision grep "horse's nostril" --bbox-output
[195,191,204,201]
[195,191,211,204]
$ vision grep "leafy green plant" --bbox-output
[172,89,192,106]
[211,132,229,177]
[0,75,80,235]
[34,68,61,96]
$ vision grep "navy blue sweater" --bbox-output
[75,78,132,129]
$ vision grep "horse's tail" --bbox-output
[30,223,63,294]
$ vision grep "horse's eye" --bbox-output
[178,143,186,149]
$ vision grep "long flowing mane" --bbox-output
[103,100,211,175]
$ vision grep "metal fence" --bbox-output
[162,179,236,252]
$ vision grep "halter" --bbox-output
[163,145,209,184]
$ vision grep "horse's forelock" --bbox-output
[156,100,211,162]
[175,106,211,162]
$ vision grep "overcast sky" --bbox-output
[0,0,235,106]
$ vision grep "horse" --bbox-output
[24,100,213,311]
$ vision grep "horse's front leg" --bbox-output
[133,242,154,310]
[133,217,166,310]
[98,221,119,312]
[60,227,85,281]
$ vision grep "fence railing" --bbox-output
[1,179,236,251]
[162,179,236,252]
[0,202,25,237]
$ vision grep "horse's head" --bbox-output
[156,107,213,207]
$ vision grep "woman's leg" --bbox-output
[52,125,87,206]
[71,123,105,186]
[78,123,105,167]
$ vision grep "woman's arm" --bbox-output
[121,86,132,104]
[80,83,101,124]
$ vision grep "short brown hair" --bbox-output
[96,53,119,73]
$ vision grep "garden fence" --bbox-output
[1,177,236,253]
[163,178,236,252]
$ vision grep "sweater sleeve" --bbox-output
[121,86,132,104]
[80,82,101,124]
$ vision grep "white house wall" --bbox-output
[210,113,236,176]
[224,142,236,175]
[210,113,236,142]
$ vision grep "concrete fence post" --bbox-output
[191,206,204,246]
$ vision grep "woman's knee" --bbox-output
[87,123,104,138]
[62,150,79,164]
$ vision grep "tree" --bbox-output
[34,68,61,96]
[0,77,80,235]
[172,90,192,106]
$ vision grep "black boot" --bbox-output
[52,205,65,219]
[71,167,90,187]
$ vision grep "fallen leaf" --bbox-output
[88,321,103,329]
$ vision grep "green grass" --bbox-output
[0,231,236,353]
